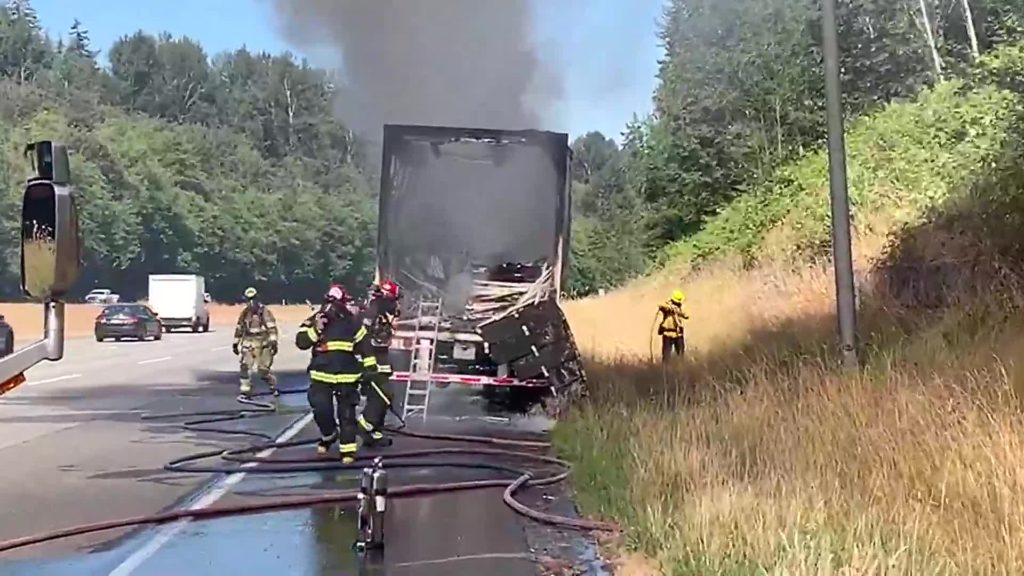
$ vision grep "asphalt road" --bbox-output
[0,327,310,557]
[0,327,606,576]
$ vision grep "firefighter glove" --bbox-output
[268,341,278,355]
[315,312,329,331]
[232,342,240,355]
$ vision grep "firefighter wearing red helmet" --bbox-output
[295,283,378,463]
[357,279,403,447]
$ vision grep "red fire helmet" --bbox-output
[379,280,401,299]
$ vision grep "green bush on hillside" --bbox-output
[666,80,1021,268]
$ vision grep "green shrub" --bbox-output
[664,80,1021,267]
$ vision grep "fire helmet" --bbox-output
[325,283,349,303]
[379,280,401,300]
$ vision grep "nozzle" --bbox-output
[359,466,373,496]
[372,466,388,496]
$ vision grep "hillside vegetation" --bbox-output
[559,10,1024,576]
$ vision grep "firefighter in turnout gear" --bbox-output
[233,286,279,396]
[657,290,689,363]
[296,284,378,464]
[357,280,402,447]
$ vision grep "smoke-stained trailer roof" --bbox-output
[376,124,571,312]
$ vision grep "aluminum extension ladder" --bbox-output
[401,297,443,420]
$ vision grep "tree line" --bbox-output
[0,0,643,301]
[6,0,1024,301]
[0,1,375,302]
[569,0,1024,295]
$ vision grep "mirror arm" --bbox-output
[0,301,65,387]
[43,300,65,360]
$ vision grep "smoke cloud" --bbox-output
[272,0,562,136]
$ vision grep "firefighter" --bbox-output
[232,286,279,396]
[657,290,689,363]
[357,279,402,447]
[296,284,378,464]
[0,314,13,358]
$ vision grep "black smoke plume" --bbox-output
[272,0,562,136]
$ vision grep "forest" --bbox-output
[3,0,1024,302]
[547,0,1024,295]
[0,1,377,301]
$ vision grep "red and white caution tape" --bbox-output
[389,372,547,387]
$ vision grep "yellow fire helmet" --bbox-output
[244,286,257,299]
[671,289,685,304]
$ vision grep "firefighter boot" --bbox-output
[262,371,279,397]
[316,433,336,457]
[239,377,253,397]
[340,448,358,465]
[358,416,393,448]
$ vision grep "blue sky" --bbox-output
[32,0,664,143]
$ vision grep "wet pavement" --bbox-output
[1,370,611,576]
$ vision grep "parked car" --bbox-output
[95,304,163,342]
[85,288,120,304]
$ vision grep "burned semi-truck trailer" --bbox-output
[377,124,585,409]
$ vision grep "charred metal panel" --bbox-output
[376,124,570,313]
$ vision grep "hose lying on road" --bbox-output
[0,389,619,554]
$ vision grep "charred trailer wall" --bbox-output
[377,125,570,316]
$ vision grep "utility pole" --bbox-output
[820,0,859,370]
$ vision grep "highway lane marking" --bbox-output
[211,345,230,352]
[26,373,82,386]
[137,356,172,365]
[106,410,314,576]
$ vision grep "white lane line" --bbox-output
[106,411,314,576]
[211,345,230,352]
[27,373,82,386]
[137,356,172,365]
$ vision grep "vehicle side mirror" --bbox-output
[20,141,81,301]
[1,140,82,397]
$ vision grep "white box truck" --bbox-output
[147,274,210,333]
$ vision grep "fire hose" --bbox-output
[0,388,619,554]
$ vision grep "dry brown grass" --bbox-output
[558,256,1024,575]
[0,303,313,339]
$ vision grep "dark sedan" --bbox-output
[95,304,163,342]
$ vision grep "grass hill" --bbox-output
[559,44,1024,575]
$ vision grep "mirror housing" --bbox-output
[21,142,81,301]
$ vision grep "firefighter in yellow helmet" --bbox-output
[232,286,279,396]
[657,289,689,363]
